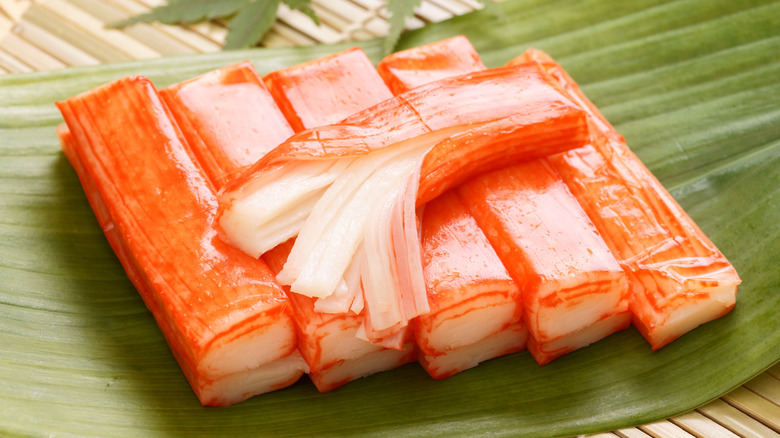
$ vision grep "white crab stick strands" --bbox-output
[219,158,353,258]
[277,130,456,300]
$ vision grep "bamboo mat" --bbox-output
[0,0,483,72]
[1,1,779,437]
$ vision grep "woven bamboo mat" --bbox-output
[0,0,483,72]
[1,1,779,437]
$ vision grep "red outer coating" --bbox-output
[377,35,486,94]
[458,159,630,365]
[160,61,295,190]
[56,77,300,405]
[510,49,741,349]
[264,47,394,131]
[220,64,590,212]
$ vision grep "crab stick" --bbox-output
[458,159,631,365]
[264,47,394,131]
[419,322,528,380]
[379,37,527,378]
[509,50,741,349]
[417,191,526,378]
[159,61,295,190]
[218,65,590,345]
[261,48,416,391]
[56,77,307,406]
[377,35,486,93]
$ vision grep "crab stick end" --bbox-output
[308,343,417,392]
[528,311,632,366]
[419,322,528,380]
[630,272,739,350]
[377,35,486,94]
[195,350,309,406]
[263,47,394,131]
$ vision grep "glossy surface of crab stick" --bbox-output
[264,47,394,131]
[416,191,526,377]
[458,159,630,365]
[62,127,311,401]
[379,37,526,378]
[262,48,416,391]
[56,77,306,406]
[509,50,741,349]
[377,35,486,94]
[160,61,294,190]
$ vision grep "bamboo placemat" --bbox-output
[0,0,484,72]
[1,1,779,437]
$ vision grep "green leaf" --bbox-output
[384,0,422,54]
[110,0,321,44]
[475,0,503,19]
[1,0,779,436]
[109,0,250,27]
[224,0,281,50]
[283,0,320,26]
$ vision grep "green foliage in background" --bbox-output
[112,0,498,51]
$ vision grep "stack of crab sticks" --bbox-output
[56,76,308,407]
[507,50,742,349]
[151,53,417,393]
[377,36,528,378]
[55,35,740,406]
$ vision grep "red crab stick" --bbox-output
[159,61,294,190]
[417,192,526,378]
[458,159,631,365]
[379,37,527,379]
[56,77,307,406]
[377,35,486,93]
[261,48,415,392]
[510,50,741,349]
[264,47,394,131]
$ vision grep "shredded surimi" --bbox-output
[220,159,353,258]
[276,137,438,298]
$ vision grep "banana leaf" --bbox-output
[1,0,778,436]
